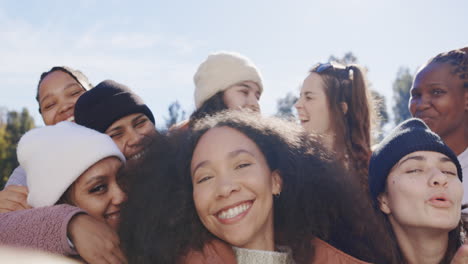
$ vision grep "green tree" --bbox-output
[275,92,297,119]
[0,108,35,189]
[392,67,413,125]
[164,101,186,129]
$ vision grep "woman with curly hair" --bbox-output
[120,110,397,263]
[295,62,376,189]
[409,47,468,203]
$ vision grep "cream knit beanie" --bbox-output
[193,51,263,109]
[18,121,125,207]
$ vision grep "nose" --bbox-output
[246,93,260,112]
[410,94,431,115]
[216,176,240,199]
[111,183,127,206]
[126,127,144,147]
[428,168,448,187]
[294,96,303,109]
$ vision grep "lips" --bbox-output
[104,210,121,225]
[215,200,253,224]
[127,148,148,161]
[428,194,453,208]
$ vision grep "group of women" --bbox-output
[0,47,467,264]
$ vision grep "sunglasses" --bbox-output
[314,62,350,79]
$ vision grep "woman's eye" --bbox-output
[406,169,422,174]
[135,119,148,128]
[109,132,123,138]
[71,90,83,96]
[196,175,213,184]
[236,163,251,169]
[432,89,445,95]
[90,184,107,193]
[44,103,55,110]
[442,170,457,176]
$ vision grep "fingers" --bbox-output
[0,186,31,212]
[4,185,29,195]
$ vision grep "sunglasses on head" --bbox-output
[314,62,350,79]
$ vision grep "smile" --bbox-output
[104,211,120,220]
[66,116,75,122]
[216,201,253,221]
[128,148,148,161]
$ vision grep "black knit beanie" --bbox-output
[369,118,462,202]
[74,80,155,133]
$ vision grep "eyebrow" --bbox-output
[396,155,425,168]
[85,175,107,186]
[303,91,317,96]
[39,82,82,105]
[191,149,255,175]
[132,113,146,123]
[397,154,454,168]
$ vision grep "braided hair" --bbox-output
[427,47,468,88]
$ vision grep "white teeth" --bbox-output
[129,149,147,161]
[218,202,251,219]
[66,116,75,122]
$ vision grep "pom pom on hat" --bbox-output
[369,118,462,202]
[75,80,155,133]
[193,51,263,109]
[17,121,125,207]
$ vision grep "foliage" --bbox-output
[392,67,413,125]
[275,92,297,119]
[164,101,186,130]
[0,108,35,189]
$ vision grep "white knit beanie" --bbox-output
[193,51,263,109]
[17,121,125,208]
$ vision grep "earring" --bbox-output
[274,192,281,199]
[460,219,466,244]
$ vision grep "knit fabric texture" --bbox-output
[369,118,462,201]
[74,79,155,133]
[17,121,125,207]
[193,51,263,109]
[0,204,84,256]
[232,246,294,264]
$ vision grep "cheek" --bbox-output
[193,186,210,217]
[73,194,107,219]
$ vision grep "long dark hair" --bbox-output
[188,91,228,127]
[310,63,376,189]
[120,110,398,263]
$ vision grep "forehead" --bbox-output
[107,113,147,129]
[302,72,326,92]
[39,71,80,98]
[193,127,261,160]
[75,157,122,184]
[229,81,261,92]
[413,63,464,90]
[392,151,454,170]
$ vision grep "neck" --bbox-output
[390,218,448,264]
[442,124,468,155]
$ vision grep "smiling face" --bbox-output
[69,157,126,230]
[222,81,261,112]
[191,126,281,251]
[378,151,463,232]
[105,113,158,163]
[409,63,468,139]
[295,73,333,135]
[38,70,86,125]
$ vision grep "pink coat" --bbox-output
[0,204,83,255]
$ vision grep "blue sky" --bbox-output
[1,0,467,128]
